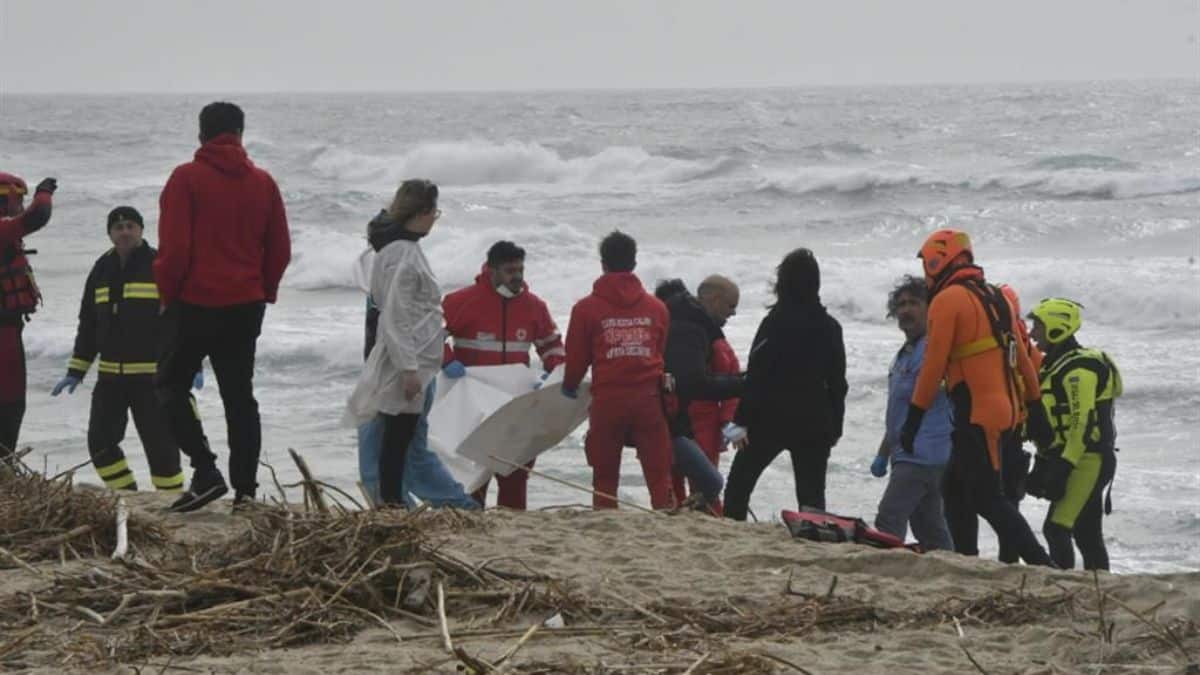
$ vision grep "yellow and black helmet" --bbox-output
[1028,297,1084,344]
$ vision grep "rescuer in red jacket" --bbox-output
[442,240,566,510]
[562,231,674,509]
[154,102,291,513]
[0,172,55,459]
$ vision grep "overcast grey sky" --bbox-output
[1,0,1196,93]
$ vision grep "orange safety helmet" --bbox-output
[917,229,973,283]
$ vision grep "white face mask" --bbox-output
[496,284,519,299]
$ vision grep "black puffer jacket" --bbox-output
[663,292,744,438]
[734,300,847,447]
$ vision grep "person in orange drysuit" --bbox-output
[899,229,1052,566]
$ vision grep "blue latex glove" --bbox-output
[561,384,578,399]
[443,360,467,379]
[192,370,204,390]
[533,371,551,390]
[51,374,82,396]
[870,455,889,478]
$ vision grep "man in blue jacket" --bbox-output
[871,275,954,551]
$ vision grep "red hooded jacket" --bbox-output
[442,266,565,371]
[563,272,668,396]
[154,134,291,307]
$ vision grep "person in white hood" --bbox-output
[344,179,444,507]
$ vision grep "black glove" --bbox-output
[1025,401,1051,448]
[1043,455,1073,502]
[899,404,925,454]
[35,177,57,195]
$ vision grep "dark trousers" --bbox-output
[724,429,830,521]
[0,321,26,458]
[997,434,1032,563]
[379,411,420,506]
[157,302,264,495]
[1045,452,1116,571]
[942,422,1051,566]
[88,375,184,490]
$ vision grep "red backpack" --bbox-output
[781,509,918,552]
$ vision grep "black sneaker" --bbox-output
[169,468,228,513]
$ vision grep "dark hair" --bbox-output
[654,278,688,302]
[772,248,820,306]
[599,230,637,272]
[886,274,927,318]
[106,205,144,232]
[486,240,526,268]
[199,102,245,142]
[387,179,438,224]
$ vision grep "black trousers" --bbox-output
[942,422,1051,566]
[724,428,830,521]
[1044,452,1116,571]
[379,411,420,506]
[0,321,26,458]
[157,302,263,495]
[996,433,1032,564]
[88,375,184,490]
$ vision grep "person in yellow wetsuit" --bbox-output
[900,229,1052,566]
[1025,298,1120,571]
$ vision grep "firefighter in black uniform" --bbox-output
[52,206,200,491]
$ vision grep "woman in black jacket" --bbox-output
[723,248,847,520]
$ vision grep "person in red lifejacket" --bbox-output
[0,172,56,459]
[562,231,674,509]
[442,240,566,510]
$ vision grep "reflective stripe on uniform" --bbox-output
[97,360,157,375]
[949,335,999,362]
[541,346,566,358]
[454,337,532,352]
[123,282,159,300]
[94,286,111,304]
[151,472,185,492]
[533,333,562,347]
[95,458,137,490]
[68,357,93,372]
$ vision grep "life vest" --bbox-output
[0,246,40,319]
[781,509,916,551]
[1039,347,1122,455]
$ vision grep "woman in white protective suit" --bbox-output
[344,179,445,507]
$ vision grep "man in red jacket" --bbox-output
[443,240,565,510]
[154,102,291,512]
[0,172,56,459]
[562,231,674,509]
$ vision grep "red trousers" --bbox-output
[585,389,674,510]
[473,460,532,510]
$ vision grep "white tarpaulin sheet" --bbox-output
[426,365,591,493]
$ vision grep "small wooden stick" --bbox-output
[0,546,44,578]
[681,652,710,675]
[111,497,129,561]
[437,582,454,654]
[492,622,541,668]
[287,448,328,514]
[488,455,660,515]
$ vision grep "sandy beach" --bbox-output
[1,466,1196,675]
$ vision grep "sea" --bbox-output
[3,80,1197,574]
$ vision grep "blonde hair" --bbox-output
[387,178,438,224]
